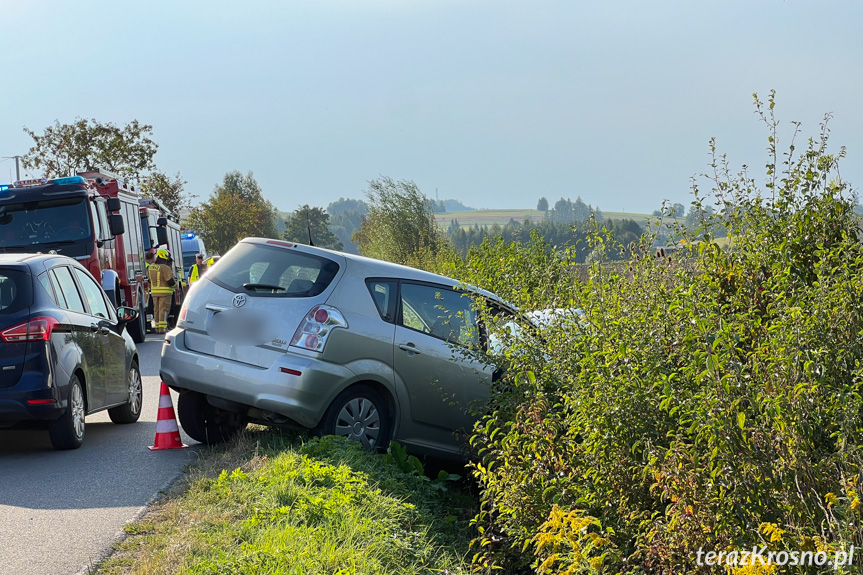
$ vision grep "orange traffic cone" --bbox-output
[149,382,188,450]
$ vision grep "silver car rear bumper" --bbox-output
[159,329,358,428]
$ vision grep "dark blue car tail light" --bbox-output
[1,317,58,342]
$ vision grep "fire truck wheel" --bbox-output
[145,297,154,333]
[137,297,146,338]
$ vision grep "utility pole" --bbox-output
[2,156,21,181]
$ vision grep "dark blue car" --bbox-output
[0,254,142,449]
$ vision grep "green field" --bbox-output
[435,209,655,229]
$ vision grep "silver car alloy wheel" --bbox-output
[70,383,85,440]
[128,367,142,416]
[335,397,381,449]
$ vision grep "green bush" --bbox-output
[465,93,863,574]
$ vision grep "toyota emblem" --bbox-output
[232,294,247,308]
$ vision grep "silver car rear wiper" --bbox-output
[242,283,286,292]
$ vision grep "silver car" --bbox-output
[160,238,516,458]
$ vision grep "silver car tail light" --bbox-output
[290,304,348,352]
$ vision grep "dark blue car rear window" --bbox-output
[0,269,32,314]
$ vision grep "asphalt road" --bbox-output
[0,334,200,575]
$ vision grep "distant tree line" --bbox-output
[447,217,643,262]
[278,191,645,261]
[535,196,604,224]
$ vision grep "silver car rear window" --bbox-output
[207,243,340,297]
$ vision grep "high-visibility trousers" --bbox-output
[152,294,171,330]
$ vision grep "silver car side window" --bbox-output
[399,283,479,347]
[366,280,397,322]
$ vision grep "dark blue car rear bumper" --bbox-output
[0,370,65,423]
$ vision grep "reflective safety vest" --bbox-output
[144,262,154,289]
[188,263,207,285]
[148,262,175,295]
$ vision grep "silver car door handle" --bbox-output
[90,323,99,333]
[398,343,421,355]
[100,326,111,335]
[205,304,229,313]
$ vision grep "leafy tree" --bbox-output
[572,196,590,221]
[537,197,549,211]
[139,171,194,214]
[549,197,599,224]
[447,219,462,236]
[593,206,604,222]
[282,205,343,250]
[352,176,445,266]
[552,197,572,223]
[327,198,368,254]
[327,197,368,215]
[184,171,278,254]
[21,118,157,179]
[329,211,365,254]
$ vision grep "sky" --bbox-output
[1,0,861,215]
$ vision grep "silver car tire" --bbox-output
[322,385,391,451]
[177,391,245,445]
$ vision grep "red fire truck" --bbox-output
[0,170,161,343]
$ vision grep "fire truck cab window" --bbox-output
[0,198,92,246]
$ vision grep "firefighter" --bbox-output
[144,251,156,332]
[188,253,207,286]
[143,251,155,270]
[148,248,176,334]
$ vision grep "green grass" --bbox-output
[600,210,654,224]
[95,429,475,575]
